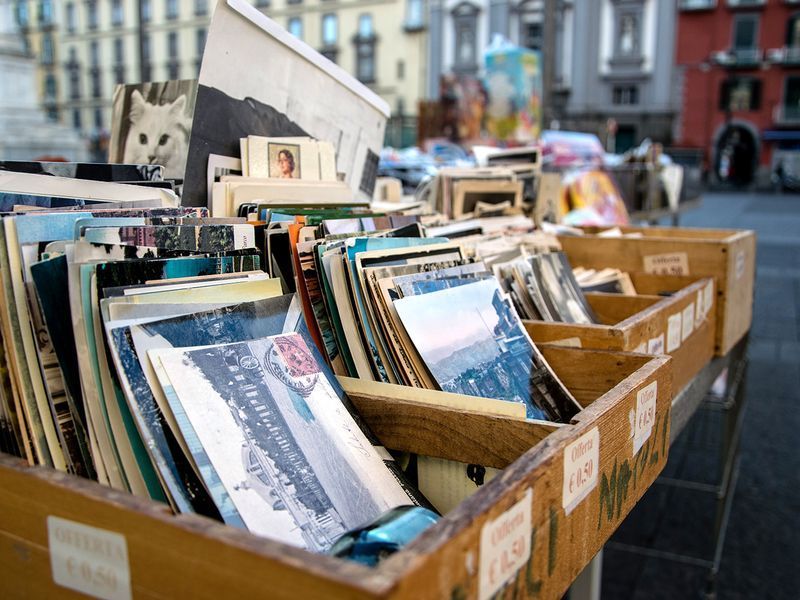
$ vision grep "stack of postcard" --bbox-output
[0,171,428,553]
[427,167,524,219]
[273,214,581,425]
[573,266,637,295]
[494,252,600,325]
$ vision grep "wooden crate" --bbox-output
[524,276,716,394]
[0,347,671,600]
[558,226,756,356]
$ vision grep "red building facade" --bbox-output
[675,0,800,186]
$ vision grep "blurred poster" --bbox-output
[484,40,542,143]
[560,170,630,226]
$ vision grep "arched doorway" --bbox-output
[715,124,758,186]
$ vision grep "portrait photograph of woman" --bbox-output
[268,143,301,179]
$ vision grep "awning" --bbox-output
[762,130,800,141]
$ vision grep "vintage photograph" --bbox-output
[268,143,301,179]
[153,333,411,551]
[452,179,523,218]
[109,80,198,180]
[535,253,596,324]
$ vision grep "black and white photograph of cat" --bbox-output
[109,80,198,180]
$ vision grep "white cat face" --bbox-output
[122,89,189,179]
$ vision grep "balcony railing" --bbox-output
[679,0,717,10]
[775,104,800,124]
[782,47,800,65]
[762,47,800,66]
[732,48,762,65]
[713,48,763,68]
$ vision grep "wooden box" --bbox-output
[524,275,716,394]
[558,226,756,356]
[0,347,671,600]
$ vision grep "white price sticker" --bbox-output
[643,252,690,276]
[735,250,745,280]
[633,341,647,354]
[479,488,532,600]
[667,313,682,352]
[633,381,658,454]
[681,303,695,342]
[562,427,600,515]
[48,516,131,600]
[647,334,665,354]
[549,337,582,348]
[695,291,704,323]
[703,280,714,318]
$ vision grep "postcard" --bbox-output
[0,171,179,207]
[150,332,412,551]
[105,294,305,514]
[393,278,581,422]
[345,237,450,383]
[81,266,159,500]
[30,255,94,478]
[82,224,255,252]
[206,154,242,208]
[535,253,595,324]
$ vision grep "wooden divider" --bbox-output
[525,278,715,394]
[559,226,755,356]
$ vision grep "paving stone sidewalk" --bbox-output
[600,192,800,600]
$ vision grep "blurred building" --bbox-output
[426,0,677,152]
[268,0,428,148]
[675,0,800,187]
[0,0,86,160]
[559,0,677,153]
[12,0,425,147]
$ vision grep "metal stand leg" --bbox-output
[601,336,749,598]
[570,550,603,600]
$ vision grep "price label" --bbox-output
[48,516,131,600]
[633,381,658,454]
[647,334,664,354]
[643,252,690,276]
[633,341,647,354]
[667,313,682,352]
[562,427,600,515]
[479,488,532,600]
[735,250,745,280]
[681,303,695,342]
[549,337,582,348]
[695,291,704,323]
[703,280,714,319]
